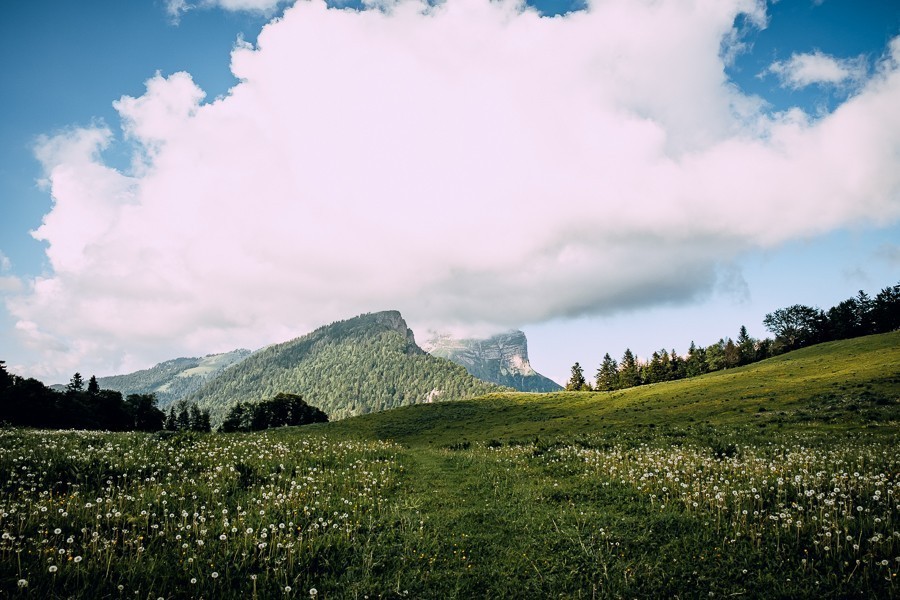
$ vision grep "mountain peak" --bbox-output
[185,310,501,422]
[423,330,561,392]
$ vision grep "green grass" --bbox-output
[1,333,898,598]
[325,331,900,447]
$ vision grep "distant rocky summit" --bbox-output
[422,330,562,392]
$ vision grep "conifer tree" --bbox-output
[736,326,755,365]
[565,362,587,391]
[66,372,84,394]
[595,353,618,391]
[164,406,177,431]
[0,361,11,391]
[618,349,640,389]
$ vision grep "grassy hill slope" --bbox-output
[325,331,900,446]
[7,333,897,599]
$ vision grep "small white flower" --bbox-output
[17,579,28,588]
[211,572,219,579]
[49,565,58,573]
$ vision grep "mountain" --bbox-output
[184,311,505,422]
[422,330,562,392]
[96,349,252,406]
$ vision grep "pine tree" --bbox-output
[66,372,84,394]
[685,341,708,377]
[565,362,587,391]
[0,361,12,391]
[220,402,248,433]
[175,400,190,431]
[736,325,755,365]
[618,349,640,389]
[644,351,664,384]
[87,375,100,395]
[164,406,177,431]
[669,349,685,380]
[188,404,203,431]
[855,290,874,334]
[595,353,619,391]
[872,283,900,333]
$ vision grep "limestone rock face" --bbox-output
[371,310,419,350]
[423,331,562,392]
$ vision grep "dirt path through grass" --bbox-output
[396,447,556,596]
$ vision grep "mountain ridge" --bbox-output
[184,310,505,422]
[93,349,253,405]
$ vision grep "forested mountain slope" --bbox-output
[185,311,504,422]
[96,349,252,406]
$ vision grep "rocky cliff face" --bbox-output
[423,331,562,393]
[371,310,419,351]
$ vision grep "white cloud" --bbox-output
[166,0,290,20]
[765,50,868,89]
[8,0,900,379]
[0,252,23,294]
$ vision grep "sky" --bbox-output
[1,0,899,386]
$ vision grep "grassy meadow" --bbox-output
[1,332,898,598]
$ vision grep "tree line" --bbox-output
[220,393,328,432]
[566,282,900,391]
[0,368,167,431]
[0,363,327,433]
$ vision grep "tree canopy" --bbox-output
[220,393,328,432]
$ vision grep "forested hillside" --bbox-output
[185,311,504,422]
[97,349,252,406]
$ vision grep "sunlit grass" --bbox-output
[325,331,900,446]
[1,426,897,598]
[0,429,404,598]
[1,333,897,597]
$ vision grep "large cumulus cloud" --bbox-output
[8,0,900,377]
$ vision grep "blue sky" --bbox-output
[1,0,898,384]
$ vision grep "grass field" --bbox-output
[1,333,898,598]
